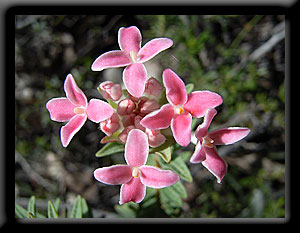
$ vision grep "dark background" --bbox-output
[15,14,285,218]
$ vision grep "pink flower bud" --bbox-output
[145,128,166,148]
[134,115,146,131]
[122,113,135,127]
[119,125,135,144]
[117,99,136,116]
[144,77,163,97]
[100,112,120,136]
[139,99,159,114]
[99,81,122,101]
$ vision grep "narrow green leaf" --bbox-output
[27,196,36,217]
[160,186,182,208]
[54,198,61,213]
[149,136,174,163]
[107,99,118,110]
[160,156,193,182]
[47,201,59,218]
[15,203,28,218]
[100,131,121,144]
[81,197,90,218]
[169,181,187,199]
[185,83,194,94]
[114,202,138,218]
[95,141,125,157]
[70,195,82,218]
[155,146,171,163]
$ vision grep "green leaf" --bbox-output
[185,83,194,94]
[159,156,193,182]
[54,198,61,213]
[149,136,175,163]
[170,180,187,199]
[15,203,28,218]
[114,202,138,218]
[70,195,82,218]
[27,196,36,217]
[95,141,125,157]
[81,197,91,218]
[100,131,121,144]
[47,201,59,218]
[155,146,171,163]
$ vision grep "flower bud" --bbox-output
[134,115,146,131]
[117,99,136,116]
[122,113,135,127]
[139,99,159,114]
[144,77,163,97]
[99,81,122,101]
[119,125,135,144]
[100,112,120,136]
[145,128,166,148]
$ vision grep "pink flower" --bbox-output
[140,69,223,147]
[91,26,173,98]
[98,81,122,101]
[46,74,114,147]
[94,129,179,204]
[190,108,250,183]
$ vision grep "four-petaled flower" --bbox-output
[91,26,173,98]
[46,74,114,147]
[94,129,180,204]
[190,108,250,183]
[140,69,223,147]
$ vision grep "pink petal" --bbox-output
[140,104,174,130]
[170,112,192,147]
[46,97,76,122]
[60,114,87,147]
[190,141,206,163]
[184,91,223,118]
[195,108,217,139]
[118,26,142,55]
[94,165,132,185]
[163,69,187,106]
[123,63,148,98]
[86,99,114,123]
[125,129,149,167]
[119,177,146,205]
[64,74,87,107]
[208,127,250,145]
[139,165,179,189]
[202,147,227,183]
[91,50,131,71]
[138,38,173,63]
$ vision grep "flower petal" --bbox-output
[195,108,217,139]
[125,129,149,167]
[119,177,146,205]
[60,114,87,147]
[208,127,250,145]
[64,74,87,107]
[163,69,187,106]
[190,140,206,163]
[123,63,148,98]
[138,38,173,63]
[139,165,179,189]
[86,99,114,123]
[118,26,142,55]
[94,165,132,185]
[171,112,192,147]
[184,91,223,118]
[202,147,227,183]
[46,97,76,122]
[140,104,174,130]
[91,50,131,71]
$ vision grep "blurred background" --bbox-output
[15,15,285,218]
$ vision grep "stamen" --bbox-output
[132,167,140,178]
[203,136,214,148]
[130,50,138,63]
[74,107,86,115]
[175,106,184,115]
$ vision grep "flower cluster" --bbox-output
[46,26,250,205]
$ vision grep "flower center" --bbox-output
[74,107,86,115]
[130,50,138,63]
[174,105,185,115]
[132,167,141,178]
[202,136,214,148]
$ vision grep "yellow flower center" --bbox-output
[130,50,138,63]
[175,105,184,115]
[132,167,141,178]
[202,136,214,148]
[74,107,86,115]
